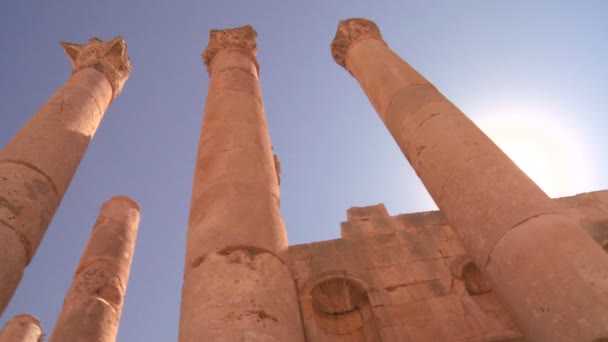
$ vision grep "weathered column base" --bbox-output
[0,314,43,342]
[487,214,608,341]
[180,248,304,342]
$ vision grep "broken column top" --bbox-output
[61,36,132,99]
[331,18,384,69]
[201,25,259,76]
[0,314,43,342]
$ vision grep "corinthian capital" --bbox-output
[331,18,384,69]
[202,25,259,75]
[61,36,132,99]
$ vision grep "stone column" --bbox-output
[0,37,131,316]
[331,18,608,341]
[49,196,140,342]
[0,314,43,342]
[179,26,304,342]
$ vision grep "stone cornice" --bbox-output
[331,18,384,69]
[202,25,259,75]
[61,36,132,100]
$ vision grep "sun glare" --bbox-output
[477,110,592,198]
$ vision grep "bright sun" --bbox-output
[476,111,592,198]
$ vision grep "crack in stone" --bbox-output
[190,245,287,274]
[0,160,59,197]
[207,87,263,107]
[437,152,489,206]
[0,219,31,263]
[64,84,105,116]
[416,111,442,131]
[484,212,557,269]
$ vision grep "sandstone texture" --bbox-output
[50,196,140,342]
[290,191,608,341]
[0,36,131,316]
[179,25,304,341]
[331,17,608,342]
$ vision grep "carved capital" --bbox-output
[61,36,132,99]
[202,25,259,75]
[331,18,384,69]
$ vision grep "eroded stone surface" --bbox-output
[202,25,259,75]
[0,36,128,315]
[50,196,140,342]
[331,17,608,341]
[180,249,302,342]
[61,36,132,98]
[180,25,304,342]
[331,18,383,68]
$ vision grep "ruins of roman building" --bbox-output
[288,190,608,341]
[1,17,606,342]
[50,196,140,342]
[328,17,608,341]
[0,36,132,316]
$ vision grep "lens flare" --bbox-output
[476,110,593,198]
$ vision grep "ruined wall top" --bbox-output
[61,36,132,99]
[202,25,259,76]
[346,203,389,221]
[331,18,385,69]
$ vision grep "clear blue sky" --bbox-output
[1,1,606,340]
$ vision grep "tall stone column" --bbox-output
[0,314,43,342]
[331,18,608,341]
[179,26,304,342]
[50,196,140,342]
[0,37,131,316]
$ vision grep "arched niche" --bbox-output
[300,271,383,341]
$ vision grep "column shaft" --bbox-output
[0,37,131,316]
[50,196,140,342]
[179,26,304,342]
[331,18,608,341]
[0,314,43,342]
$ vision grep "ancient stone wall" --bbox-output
[288,190,608,341]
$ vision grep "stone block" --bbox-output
[340,220,375,237]
[428,295,465,318]
[400,210,446,227]
[367,287,392,307]
[346,203,389,221]
[368,263,415,288]
[442,224,459,240]
[385,285,415,305]
[290,260,309,281]
[379,326,410,341]
[410,259,450,282]
[369,215,403,231]
[402,319,451,341]
[308,256,346,275]
[307,240,338,258]
[289,244,311,261]
[368,248,400,268]
[374,301,434,327]
[407,278,452,301]
[398,230,442,261]
[367,231,400,249]
[333,238,358,254]
[438,317,475,339]
[438,239,467,257]
[418,224,449,242]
